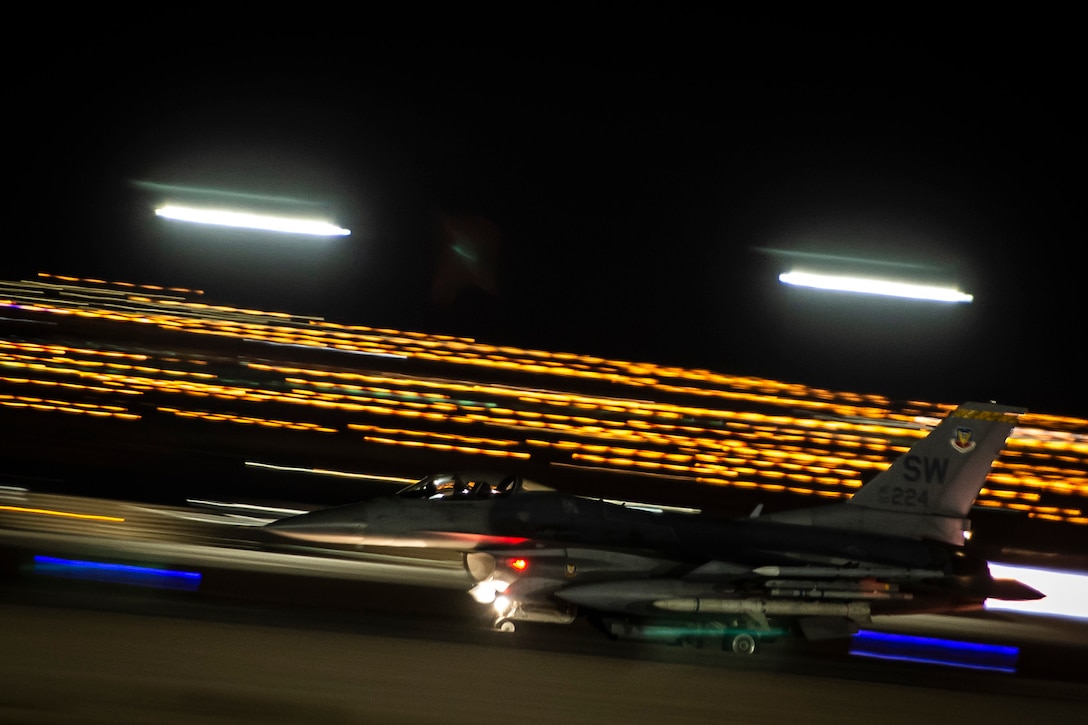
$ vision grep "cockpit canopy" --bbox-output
[396,471,555,501]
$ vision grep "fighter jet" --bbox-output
[265,402,1043,653]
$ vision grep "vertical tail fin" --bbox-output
[761,402,1025,545]
[849,402,1025,518]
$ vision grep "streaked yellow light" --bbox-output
[3,273,1086,523]
[0,505,124,522]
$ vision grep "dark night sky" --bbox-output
[14,8,1083,414]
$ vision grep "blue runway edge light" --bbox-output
[32,555,202,592]
[850,630,1019,674]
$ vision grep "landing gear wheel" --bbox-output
[496,619,516,633]
[730,633,757,655]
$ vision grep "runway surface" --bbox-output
[1,492,1085,724]
[2,602,1084,725]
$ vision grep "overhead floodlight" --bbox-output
[155,204,350,237]
[779,270,973,303]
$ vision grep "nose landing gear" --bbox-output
[491,601,576,632]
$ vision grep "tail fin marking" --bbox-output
[759,402,1025,545]
[849,402,1024,519]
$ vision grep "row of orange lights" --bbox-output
[1,274,1086,525]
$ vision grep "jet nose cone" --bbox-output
[265,503,368,544]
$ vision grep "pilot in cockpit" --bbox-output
[465,478,491,498]
[399,473,523,500]
[428,474,486,499]
[426,474,461,499]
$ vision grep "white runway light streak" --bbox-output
[986,563,1088,620]
[779,271,973,303]
[155,205,350,237]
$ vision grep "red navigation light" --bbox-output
[508,558,529,572]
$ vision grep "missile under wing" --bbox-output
[265,402,1043,653]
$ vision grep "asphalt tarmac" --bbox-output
[0,493,1085,724]
[1,598,1084,725]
